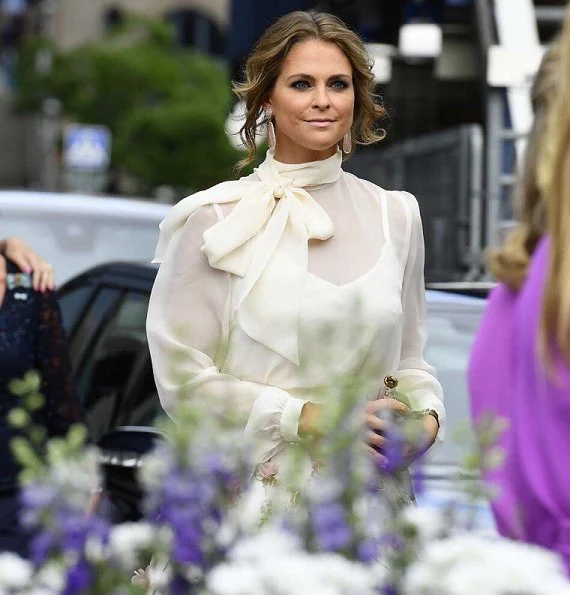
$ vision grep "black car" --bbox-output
[57,262,165,521]
[57,262,162,442]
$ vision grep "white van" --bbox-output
[0,191,170,285]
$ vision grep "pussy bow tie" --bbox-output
[154,149,343,364]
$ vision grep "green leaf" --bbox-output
[67,424,88,450]
[26,392,45,411]
[7,408,31,429]
[11,437,43,472]
[24,370,42,392]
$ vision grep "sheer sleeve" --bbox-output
[395,193,446,439]
[147,205,308,462]
[35,291,85,437]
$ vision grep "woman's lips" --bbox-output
[305,120,336,128]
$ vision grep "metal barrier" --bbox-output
[345,124,484,282]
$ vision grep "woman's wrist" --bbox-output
[421,413,439,449]
[298,402,324,438]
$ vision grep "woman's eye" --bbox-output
[331,80,349,90]
[292,80,310,90]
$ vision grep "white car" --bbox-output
[0,190,169,285]
[419,289,496,534]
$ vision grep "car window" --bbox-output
[424,301,484,467]
[119,355,163,428]
[76,291,150,442]
[57,284,93,333]
[70,287,122,370]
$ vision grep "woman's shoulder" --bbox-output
[178,178,254,225]
[340,171,420,218]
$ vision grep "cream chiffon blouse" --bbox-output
[146,150,445,471]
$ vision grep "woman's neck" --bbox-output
[273,145,338,165]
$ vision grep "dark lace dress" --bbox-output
[0,261,84,556]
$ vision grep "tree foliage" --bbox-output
[14,14,240,195]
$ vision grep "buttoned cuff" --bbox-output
[280,397,309,442]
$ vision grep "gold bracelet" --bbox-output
[408,408,440,430]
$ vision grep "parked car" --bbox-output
[0,191,169,285]
[56,262,494,529]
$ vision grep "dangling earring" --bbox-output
[342,130,352,154]
[266,107,276,149]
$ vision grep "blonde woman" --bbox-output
[486,40,559,290]
[469,8,570,573]
[147,11,444,504]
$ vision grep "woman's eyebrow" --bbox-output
[285,73,352,82]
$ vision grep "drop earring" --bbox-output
[342,130,352,154]
[266,107,276,149]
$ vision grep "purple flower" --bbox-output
[173,534,204,566]
[58,512,110,555]
[169,574,192,595]
[30,531,54,566]
[204,453,235,486]
[19,484,58,527]
[63,559,92,595]
[412,467,425,497]
[380,423,408,473]
[311,501,352,552]
[357,538,381,563]
[382,532,405,552]
[20,484,58,513]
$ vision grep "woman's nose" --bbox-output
[312,86,331,109]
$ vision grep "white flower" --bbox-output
[403,534,570,595]
[207,528,379,595]
[402,506,445,543]
[0,552,32,588]
[228,528,300,562]
[26,563,65,595]
[109,522,155,569]
[47,447,101,509]
[207,564,264,595]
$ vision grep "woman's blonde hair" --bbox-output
[538,4,570,365]
[232,10,386,173]
[487,41,560,290]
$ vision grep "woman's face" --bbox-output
[267,39,355,164]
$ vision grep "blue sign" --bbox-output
[63,124,112,170]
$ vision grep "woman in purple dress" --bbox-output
[468,11,570,572]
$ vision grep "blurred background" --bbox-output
[0,0,565,281]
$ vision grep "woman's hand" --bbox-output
[362,399,438,467]
[362,398,410,466]
[298,401,324,438]
[0,236,55,292]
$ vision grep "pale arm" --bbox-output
[146,206,308,462]
[395,194,446,442]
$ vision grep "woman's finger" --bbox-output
[365,398,410,417]
[363,414,386,432]
[366,445,387,466]
[33,263,55,292]
[366,430,385,449]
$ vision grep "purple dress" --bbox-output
[469,237,570,573]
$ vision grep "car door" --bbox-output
[58,264,161,441]
[73,289,152,442]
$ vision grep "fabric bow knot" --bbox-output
[272,179,293,199]
[153,149,343,364]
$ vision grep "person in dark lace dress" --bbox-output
[0,253,84,557]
